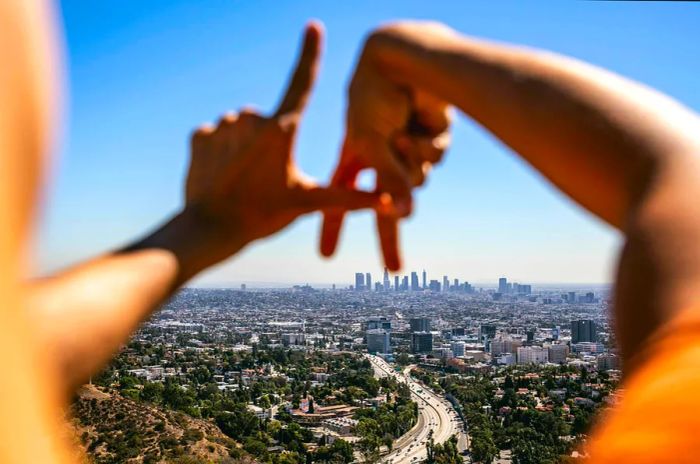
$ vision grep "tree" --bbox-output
[470,429,497,464]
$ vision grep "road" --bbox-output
[365,355,468,464]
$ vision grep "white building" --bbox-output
[571,342,605,353]
[517,346,549,364]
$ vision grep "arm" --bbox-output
[323,21,700,368]
[28,23,377,397]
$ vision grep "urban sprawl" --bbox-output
[76,271,620,464]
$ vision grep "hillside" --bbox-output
[69,384,254,464]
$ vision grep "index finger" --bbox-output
[273,21,323,118]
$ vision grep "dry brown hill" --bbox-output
[69,384,254,464]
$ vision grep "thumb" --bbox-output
[292,185,379,213]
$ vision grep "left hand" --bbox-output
[319,24,452,271]
[184,22,378,264]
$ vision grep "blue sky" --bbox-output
[37,1,700,286]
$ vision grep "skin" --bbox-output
[322,21,700,370]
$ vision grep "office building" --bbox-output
[422,269,427,290]
[548,344,569,364]
[402,276,409,291]
[411,272,420,291]
[429,280,441,292]
[552,326,560,340]
[526,329,535,344]
[450,342,466,357]
[383,268,390,291]
[365,273,372,292]
[409,318,431,333]
[517,346,548,364]
[597,353,621,371]
[571,342,605,353]
[443,276,449,292]
[480,324,497,342]
[571,320,597,343]
[282,333,306,346]
[568,291,576,303]
[498,277,508,294]
[366,318,392,331]
[354,273,364,291]
[411,332,433,353]
[394,275,400,292]
[366,330,391,354]
[489,337,521,356]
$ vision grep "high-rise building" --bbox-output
[411,332,433,353]
[401,276,409,291]
[394,275,400,292]
[410,272,420,291]
[526,329,535,344]
[429,280,441,292]
[547,344,569,364]
[355,273,365,291]
[366,273,372,292]
[366,330,391,354]
[480,324,497,342]
[517,346,548,364]
[422,270,427,289]
[585,292,595,303]
[409,318,431,333]
[453,278,459,290]
[571,320,597,343]
[443,276,449,292]
[383,267,390,291]
[498,277,508,294]
[568,291,576,303]
[366,318,392,331]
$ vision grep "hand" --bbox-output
[319,23,453,271]
[184,22,378,265]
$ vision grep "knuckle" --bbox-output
[191,124,214,140]
[217,112,238,128]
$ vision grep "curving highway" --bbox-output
[365,355,467,464]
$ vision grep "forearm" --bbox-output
[27,208,245,394]
[367,23,700,228]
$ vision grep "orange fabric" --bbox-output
[588,308,700,462]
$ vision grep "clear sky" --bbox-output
[37,1,700,287]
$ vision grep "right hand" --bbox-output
[320,22,454,271]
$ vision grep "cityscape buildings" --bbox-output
[571,319,598,343]
[366,329,391,354]
[91,277,615,464]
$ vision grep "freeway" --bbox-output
[365,355,468,464]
